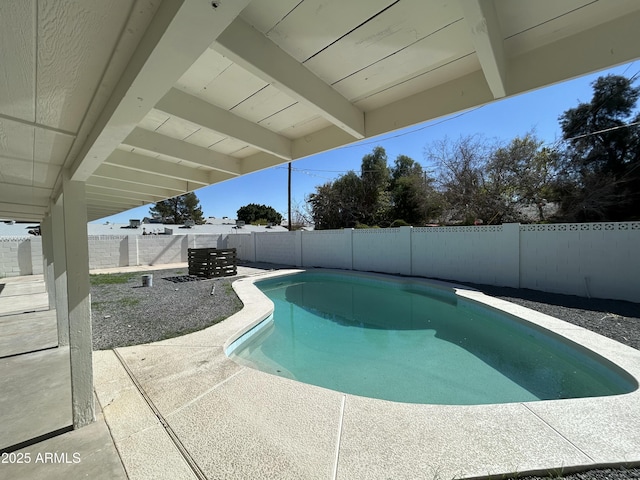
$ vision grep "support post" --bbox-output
[52,201,69,346]
[62,177,95,428]
[41,215,56,309]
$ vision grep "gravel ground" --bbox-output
[90,268,243,350]
[90,266,640,479]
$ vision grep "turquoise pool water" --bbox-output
[228,272,636,405]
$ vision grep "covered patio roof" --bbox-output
[2,0,640,223]
[2,0,640,446]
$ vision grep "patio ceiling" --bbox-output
[2,0,640,222]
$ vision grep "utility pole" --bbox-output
[288,162,292,231]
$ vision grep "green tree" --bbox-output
[556,74,640,221]
[307,172,364,229]
[360,146,390,226]
[389,155,440,225]
[237,203,283,225]
[486,134,559,222]
[149,192,204,224]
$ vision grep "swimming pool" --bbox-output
[227,271,637,405]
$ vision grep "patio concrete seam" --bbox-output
[332,394,346,480]
[93,392,131,479]
[521,403,596,463]
[113,348,208,480]
[169,366,247,416]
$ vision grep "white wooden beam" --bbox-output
[0,184,51,207]
[85,193,149,209]
[156,89,292,160]
[87,205,136,217]
[366,70,493,139]
[0,202,47,219]
[239,152,286,176]
[460,0,507,99]
[86,177,177,199]
[213,17,365,139]
[68,0,251,182]
[507,8,640,96]
[86,185,163,204]
[92,164,188,192]
[104,149,210,186]
[123,127,242,175]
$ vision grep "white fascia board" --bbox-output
[460,0,507,99]
[69,0,252,182]
[103,149,210,186]
[156,89,292,161]
[92,164,188,192]
[213,17,365,139]
[123,127,242,175]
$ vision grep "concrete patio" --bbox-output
[0,274,126,479]
[3,264,640,479]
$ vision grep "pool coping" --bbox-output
[94,268,640,479]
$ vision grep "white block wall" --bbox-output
[302,229,352,269]
[137,235,188,265]
[412,224,520,287]
[191,234,223,249]
[2,224,638,302]
[88,236,128,269]
[0,237,32,277]
[254,232,299,266]
[227,234,255,262]
[352,227,412,275]
[237,222,639,302]
[519,222,640,301]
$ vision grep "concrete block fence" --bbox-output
[0,234,226,277]
[1,222,638,302]
[0,236,43,278]
[227,222,640,303]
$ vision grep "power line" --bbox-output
[338,105,486,150]
[563,120,640,142]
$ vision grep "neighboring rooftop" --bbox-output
[0,219,288,237]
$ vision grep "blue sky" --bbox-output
[95,61,638,224]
